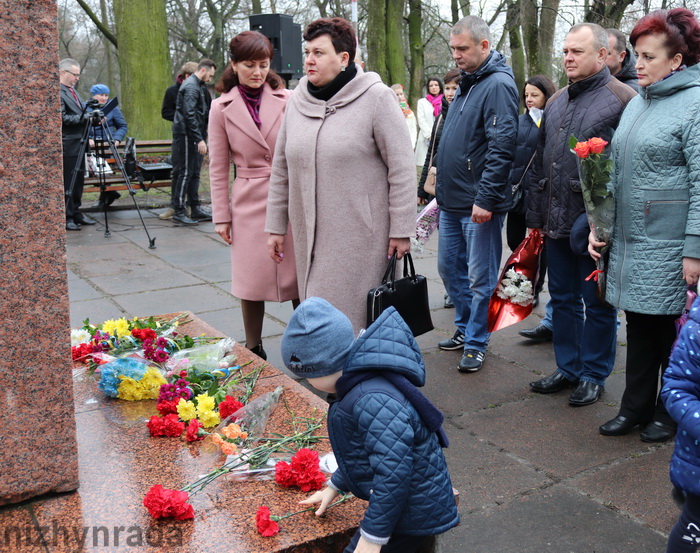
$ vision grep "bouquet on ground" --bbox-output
[411,198,440,253]
[570,135,615,300]
[487,229,544,332]
[143,386,328,520]
[71,314,200,369]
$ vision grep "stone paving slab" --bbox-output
[438,484,668,553]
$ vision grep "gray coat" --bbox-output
[606,64,700,314]
[265,71,417,332]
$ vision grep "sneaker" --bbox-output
[159,207,176,220]
[458,349,485,373]
[438,330,465,351]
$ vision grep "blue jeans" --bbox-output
[546,236,616,386]
[542,299,554,330]
[438,210,504,352]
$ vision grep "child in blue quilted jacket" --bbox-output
[662,295,700,553]
[281,297,459,553]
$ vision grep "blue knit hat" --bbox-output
[281,297,355,379]
[90,84,110,95]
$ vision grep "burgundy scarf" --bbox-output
[238,84,264,128]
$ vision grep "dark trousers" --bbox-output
[506,210,547,293]
[63,154,84,222]
[667,491,700,553]
[170,133,202,211]
[620,311,678,425]
[546,236,617,385]
[344,531,435,553]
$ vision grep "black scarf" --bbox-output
[307,62,357,101]
[336,370,449,448]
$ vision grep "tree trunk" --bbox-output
[407,0,423,106]
[461,0,470,17]
[521,0,559,78]
[385,0,406,86]
[113,0,171,139]
[507,0,525,100]
[367,0,388,80]
[99,0,115,94]
[251,0,263,14]
[584,0,635,28]
[451,0,459,24]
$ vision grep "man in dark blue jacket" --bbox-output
[435,16,519,373]
[526,23,636,406]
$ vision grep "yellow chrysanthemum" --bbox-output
[195,394,216,414]
[117,376,145,401]
[140,367,167,399]
[199,410,221,428]
[102,317,131,339]
[177,399,197,421]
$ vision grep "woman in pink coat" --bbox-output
[209,31,299,360]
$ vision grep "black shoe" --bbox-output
[190,206,212,221]
[438,330,465,351]
[599,415,642,436]
[172,212,199,226]
[532,293,540,309]
[105,191,121,206]
[530,371,574,394]
[640,421,676,443]
[66,221,81,231]
[458,349,484,373]
[443,294,454,309]
[519,323,553,342]
[74,214,97,225]
[248,342,267,361]
[569,381,604,406]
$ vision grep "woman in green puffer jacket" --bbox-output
[589,8,700,444]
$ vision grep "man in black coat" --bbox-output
[167,58,216,226]
[606,29,642,93]
[526,23,636,406]
[161,61,198,123]
[60,58,97,231]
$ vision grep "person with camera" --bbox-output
[87,84,128,208]
[59,58,96,231]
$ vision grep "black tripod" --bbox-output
[65,100,156,249]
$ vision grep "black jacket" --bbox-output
[161,82,180,122]
[526,67,636,238]
[417,97,448,200]
[614,49,641,94]
[507,112,540,214]
[61,84,88,157]
[172,74,211,141]
[435,51,519,215]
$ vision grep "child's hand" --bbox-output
[298,486,339,516]
[354,536,382,553]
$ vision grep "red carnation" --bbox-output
[132,328,157,342]
[156,399,180,416]
[162,414,186,437]
[255,506,280,537]
[274,461,296,487]
[219,396,244,420]
[295,469,327,492]
[186,419,205,442]
[147,416,166,437]
[143,485,195,520]
[71,343,93,362]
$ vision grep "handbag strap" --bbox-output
[382,252,398,285]
[514,150,537,190]
[427,114,442,167]
[402,252,416,279]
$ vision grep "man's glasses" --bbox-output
[63,69,80,78]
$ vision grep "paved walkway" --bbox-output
[66,207,676,553]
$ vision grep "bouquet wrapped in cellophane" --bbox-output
[487,229,544,332]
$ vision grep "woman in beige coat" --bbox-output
[209,31,299,360]
[266,18,416,333]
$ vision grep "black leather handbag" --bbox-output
[366,252,434,336]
